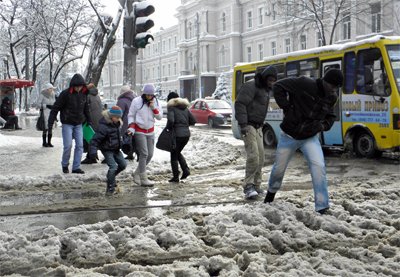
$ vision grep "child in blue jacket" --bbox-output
[89,106,127,195]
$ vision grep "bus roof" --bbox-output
[234,35,400,69]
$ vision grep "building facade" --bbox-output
[101,0,400,101]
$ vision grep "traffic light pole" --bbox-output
[123,0,137,89]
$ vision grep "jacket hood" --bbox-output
[255,65,278,88]
[69,74,86,88]
[117,91,135,101]
[167,97,190,109]
[88,87,99,96]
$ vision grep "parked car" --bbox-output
[189,98,232,127]
[102,99,117,110]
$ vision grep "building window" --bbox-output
[371,3,381,33]
[162,40,166,53]
[271,41,276,56]
[174,36,177,48]
[285,38,291,53]
[189,52,193,71]
[221,12,226,32]
[300,35,307,50]
[188,22,193,39]
[258,43,264,60]
[168,38,171,52]
[272,3,276,21]
[343,12,351,40]
[168,64,171,76]
[247,46,252,62]
[247,11,253,29]
[174,62,177,75]
[317,31,323,47]
[258,7,264,25]
[220,45,226,66]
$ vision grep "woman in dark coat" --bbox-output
[165,92,196,182]
[0,97,21,130]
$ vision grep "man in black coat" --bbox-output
[48,73,92,174]
[264,68,343,215]
[235,65,277,199]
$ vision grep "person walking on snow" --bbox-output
[127,83,163,186]
[116,85,137,160]
[36,83,57,147]
[48,73,92,174]
[165,92,196,183]
[89,106,127,196]
[234,65,277,200]
[81,83,103,164]
[264,68,343,215]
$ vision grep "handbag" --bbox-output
[121,132,133,155]
[156,127,176,152]
[36,109,45,131]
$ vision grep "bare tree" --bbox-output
[274,0,372,45]
[83,0,124,86]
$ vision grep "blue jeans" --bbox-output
[268,132,329,211]
[61,124,84,170]
[102,150,127,192]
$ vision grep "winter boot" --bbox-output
[133,167,141,185]
[264,191,276,203]
[42,134,48,147]
[179,156,190,180]
[169,160,180,183]
[140,172,154,187]
[47,134,54,147]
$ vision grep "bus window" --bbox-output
[299,58,319,78]
[344,52,356,94]
[286,62,298,77]
[256,63,285,80]
[386,44,400,93]
[243,72,255,83]
[356,48,387,96]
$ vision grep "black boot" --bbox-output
[169,160,180,183]
[264,191,276,203]
[179,155,190,180]
[42,133,48,147]
[47,134,54,147]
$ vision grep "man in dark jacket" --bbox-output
[48,73,92,174]
[1,97,21,130]
[235,65,277,199]
[264,68,343,214]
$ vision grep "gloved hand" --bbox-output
[127,128,135,135]
[149,100,155,110]
[240,125,251,137]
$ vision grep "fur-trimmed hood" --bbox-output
[167,97,190,109]
[101,109,123,125]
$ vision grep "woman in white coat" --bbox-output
[127,83,163,186]
[36,83,56,147]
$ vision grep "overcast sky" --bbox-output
[101,0,181,32]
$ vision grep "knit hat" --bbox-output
[142,83,155,95]
[120,85,131,95]
[109,105,123,117]
[43,83,56,91]
[323,69,344,87]
[167,91,179,102]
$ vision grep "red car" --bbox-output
[189,99,232,127]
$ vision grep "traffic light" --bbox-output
[133,1,155,48]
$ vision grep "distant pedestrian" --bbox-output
[0,97,22,130]
[81,83,103,164]
[36,83,56,147]
[234,65,277,199]
[116,85,137,160]
[127,83,163,186]
[48,73,92,174]
[89,106,127,195]
[165,92,196,183]
[264,68,343,214]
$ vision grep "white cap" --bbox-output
[43,83,56,90]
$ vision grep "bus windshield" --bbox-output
[386,44,400,93]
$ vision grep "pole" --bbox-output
[107,58,112,99]
[123,0,137,89]
[196,12,201,99]
[24,18,30,111]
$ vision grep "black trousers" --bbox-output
[170,136,189,162]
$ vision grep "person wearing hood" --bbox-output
[165,92,196,183]
[89,106,127,196]
[81,83,103,164]
[36,83,56,147]
[116,85,137,160]
[0,96,22,130]
[234,65,278,199]
[48,73,92,174]
[264,68,343,215]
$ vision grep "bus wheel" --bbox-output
[208,118,214,128]
[354,132,380,158]
[263,125,276,147]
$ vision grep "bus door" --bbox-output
[321,60,343,146]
